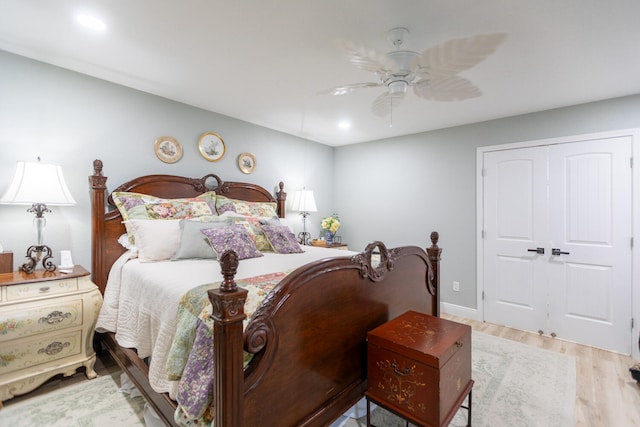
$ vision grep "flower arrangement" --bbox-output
[321,215,340,234]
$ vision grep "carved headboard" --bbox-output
[88,159,287,293]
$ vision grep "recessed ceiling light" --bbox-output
[338,120,351,130]
[75,13,107,32]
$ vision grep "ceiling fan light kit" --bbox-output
[388,80,408,95]
[323,28,507,118]
[387,27,410,47]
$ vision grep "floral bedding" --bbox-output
[96,246,356,397]
[167,271,292,426]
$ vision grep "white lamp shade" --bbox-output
[291,189,317,213]
[0,161,76,205]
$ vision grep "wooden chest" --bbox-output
[366,311,473,427]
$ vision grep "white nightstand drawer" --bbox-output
[0,330,82,374]
[6,277,78,301]
[0,298,83,342]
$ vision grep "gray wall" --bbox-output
[334,94,640,309]
[0,50,334,272]
[2,48,639,313]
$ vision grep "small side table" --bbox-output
[325,243,349,250]
[310,241,349,250]
[366,311,473,427]
[0,266,103,406]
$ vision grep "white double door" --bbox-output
[483,135,633,354]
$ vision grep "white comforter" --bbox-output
[95,246,355,394]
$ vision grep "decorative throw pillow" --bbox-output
[230,216,274,252]
[200,225,264,260]
[259,217,281,226]
[112,191,218,242]
[125,219,182,262]
[215,195,278,218]
[172,218,232,260]
[261,224,303,254]
[260,217,295,233]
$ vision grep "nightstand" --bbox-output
[326,243,349,250]
[366,311,473,427]
[0,266,103,406]
[311,240,349,250]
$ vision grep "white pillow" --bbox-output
[125,219,182,262]
[117,233,137,251]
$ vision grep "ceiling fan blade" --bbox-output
[317,82,384,96]
[413,76,482,101]
[337,40,397,73]
[418,33,507,79]
[371,90,406,117]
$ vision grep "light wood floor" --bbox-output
[443,314,640,427]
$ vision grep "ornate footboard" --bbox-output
[89,160,441,426]
[211,236,440,427]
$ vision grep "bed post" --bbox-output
[426,231,442,316]
[276,181,286,218]
[88,160,108,294]
[208,250,248,427]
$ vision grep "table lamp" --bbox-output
[290,188,317,245]
[0,160,76,273]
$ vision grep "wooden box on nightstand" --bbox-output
[0,252,12,274]
[366,311,473,427]
[0,266,103,406]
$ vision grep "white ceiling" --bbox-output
[1,1,639,146]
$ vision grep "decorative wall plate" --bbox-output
[198,132,226,162]
[154,136,183,163]
[238,152,256,174]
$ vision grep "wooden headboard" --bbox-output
[88,159,287,294]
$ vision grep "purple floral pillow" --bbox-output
[261,225,303,254]
[200,225,263,260]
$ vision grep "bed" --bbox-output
[88,159,442,427]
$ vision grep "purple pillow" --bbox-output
[200,225,263,260]
[261,225,303,254]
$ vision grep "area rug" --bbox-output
[0,372,145,427]
[1,332,575,427]
[344,331,576,427]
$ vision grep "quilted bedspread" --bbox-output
[97,246,354,397]
[169,271,291,426]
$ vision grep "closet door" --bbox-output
[547,136,632,354]
[483,136,633,354]
[483,146,548,332]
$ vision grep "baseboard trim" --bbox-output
[440,302,481,321]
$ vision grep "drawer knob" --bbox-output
[455,341,464,348]
[39,286,51,293]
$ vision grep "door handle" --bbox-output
[552,248,570,256]
[527,247,545,255]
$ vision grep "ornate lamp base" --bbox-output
[21,245,56,274]
[298,231,311,246]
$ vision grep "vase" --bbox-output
[325,231,334,245]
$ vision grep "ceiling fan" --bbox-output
[321,28,507,117]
